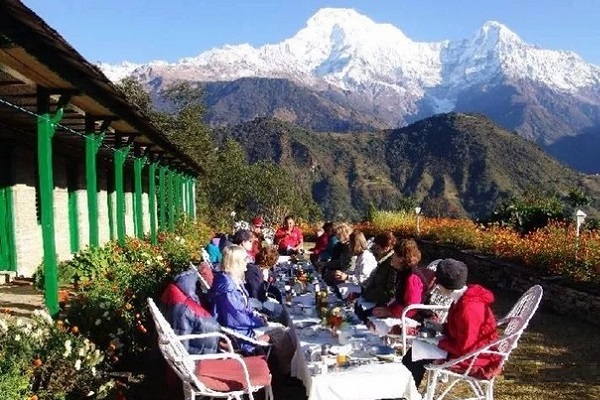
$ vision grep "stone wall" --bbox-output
[418,240,600,325]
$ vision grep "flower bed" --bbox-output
[364,211,600,286]
[11,219,212,399]
[0,310,115,399]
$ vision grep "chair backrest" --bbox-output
[427,286,453,323]
[147,298,208,392]
[497,285,543,355]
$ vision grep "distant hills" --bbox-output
[215,113,600,220]
[101,8,600,171]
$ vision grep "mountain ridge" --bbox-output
[101,8,600,169]
[217,113,600,220]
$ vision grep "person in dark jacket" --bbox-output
[320,223,353,298]
[372,239,431,319]
[402,258,500,387]
[245,245,282,303]
[159,267,221,354]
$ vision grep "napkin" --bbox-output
[411,339,447,361]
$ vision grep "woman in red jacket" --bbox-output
[402,258,500,387]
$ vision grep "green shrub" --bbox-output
[0,310,115,399]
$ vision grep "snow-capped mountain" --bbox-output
[101,8,600,145]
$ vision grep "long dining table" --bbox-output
[273,257,422,400]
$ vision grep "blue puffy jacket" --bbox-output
[208,271,264,353]
[159,268,221,354]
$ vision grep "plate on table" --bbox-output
[294,320,319,329]
[368,345,396,361]
[349,350,375,361]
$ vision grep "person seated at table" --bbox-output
[208,245,270,354]
[310,221,335,264]
[205,232,223,266]
[355,232,397,320]
[160,266,221,354]
[274,215,304,255]
[320,223,353,289]
[231,228,255,262]
[249,215,265,259]
[350,229,377,284]
[402,258,500,387]
[372,239,434,319]
[245,245,283,304]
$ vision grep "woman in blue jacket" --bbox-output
[208,245,268,353]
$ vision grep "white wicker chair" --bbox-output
[422,285,543,400]
[147,298,274,400]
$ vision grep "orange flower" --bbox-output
[32,358,42,367]
[71,326,79,335]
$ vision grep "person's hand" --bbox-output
[256,334,270,343]
[372,307,391,318]
[333,270,347,281]
[218,339,232,351]
[366,320,377,331]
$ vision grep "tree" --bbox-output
[246,161,321,225]
[488,189,564,233]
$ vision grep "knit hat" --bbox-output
[251,215,264,227]
[435,258,468,290]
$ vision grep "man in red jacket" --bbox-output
[402,258,500,387]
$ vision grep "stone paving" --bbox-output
[0,280,44,318]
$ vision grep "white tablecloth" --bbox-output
[285,302,422,400]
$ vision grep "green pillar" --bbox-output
[186,176,193,218]
[0,146,17,271]
[133,157,145,239]
[191,178,197,219]
[183,176,190,218]
[158,166,166,231]
[168,169,175,233]
[67,163,79,253]
[148,162,158,244]
[37,108,64,316]
[85,133,104,247]
[114,146,131,246]
[174,173,182,218]
[107,167,115,241]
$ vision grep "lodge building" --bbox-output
[0,0,200,311]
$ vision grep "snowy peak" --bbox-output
[97,61,143,82]
[98,7,600,96]
[306,7,374,28]
[476,20,523,45]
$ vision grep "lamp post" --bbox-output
[415,206,422,236]
[575,209,587,237]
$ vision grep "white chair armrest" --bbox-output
[221,327,271,347]
[400,304,450,355]
[173,332,234,353]
[424,332,518,376]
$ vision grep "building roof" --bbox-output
[0,0,201,174]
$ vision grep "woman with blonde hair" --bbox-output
[350,230,377,284]
[208,245,267,353]
[320,223,354,295]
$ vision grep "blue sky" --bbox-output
[23,0,600,65]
